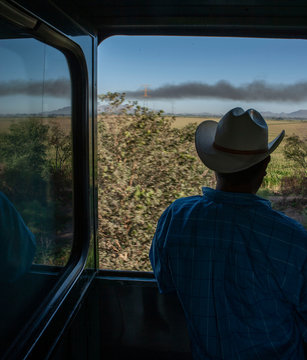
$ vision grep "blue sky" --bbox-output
[0,38,70,114]
[1,36,307,115]
[98,36,307,114]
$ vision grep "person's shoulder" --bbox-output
[0,191,13,209]
[268,207,307,237]
[170,195,203,209]
[0,192,25,225]
[161,195,204,219]
[0,191,7,201]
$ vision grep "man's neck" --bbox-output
[215,182,257,194]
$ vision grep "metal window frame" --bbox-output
[0,1,93,358]
[96,16,307,275]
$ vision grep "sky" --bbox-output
[98,36,307,115]
[0,38,70,115]
[1,36,307,115]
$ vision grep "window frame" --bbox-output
[0,2,93,358]
[96,22,307,275]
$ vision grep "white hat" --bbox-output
[195,107,285,173]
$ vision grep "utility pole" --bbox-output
[142,84,150,108]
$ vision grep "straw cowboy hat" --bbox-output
[195,107,285,173]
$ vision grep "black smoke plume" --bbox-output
[125,80,307,102]
[0,78,70,98]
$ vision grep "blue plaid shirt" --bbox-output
[150,187,307,359]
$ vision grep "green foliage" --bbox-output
[283,135,307,170]
[97,93,215,271]
[0,118,48,171]
[0,118,49,202]
[279,135,307,196]
[0,118,73,266]
[48,120,72,174]
[98,93,307,271]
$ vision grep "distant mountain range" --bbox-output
[169,109,307,119]
[261,109,307,119]
[2,106,307,119]
[99,107,307,119]
[43,106,71,116]
[0,106,71,117]
[97,107,307,119]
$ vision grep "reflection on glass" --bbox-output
[0,191,36,283]
[0,28,73,356]
[0,38,72,267]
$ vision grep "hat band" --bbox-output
[213,142,268,155]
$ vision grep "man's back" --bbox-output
[150,187,307,359]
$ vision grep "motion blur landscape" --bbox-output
[97,36,307,271]
[97,93,307,271]
[0,96,305,271]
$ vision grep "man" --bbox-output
[150,108,307,359]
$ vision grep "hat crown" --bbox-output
[214,108,268,152]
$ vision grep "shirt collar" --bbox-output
[202,187,271,208]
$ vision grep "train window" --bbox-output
[0,38,72,267]
[98,36,307,271]
[0,19,72,355]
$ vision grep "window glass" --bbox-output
[0,39,72,266]
[98,36,307,271]
[0,20,72,355]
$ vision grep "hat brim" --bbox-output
[195,120,285,173]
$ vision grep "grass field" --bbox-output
[2,115,305,189]
[172,116,307,140]
[172,116,307,227]
[2,115,305,140]
[0,116,71,134]
[173,116,307,188]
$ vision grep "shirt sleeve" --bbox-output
[149,205,175,294]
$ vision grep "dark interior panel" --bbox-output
[51,274,192,360]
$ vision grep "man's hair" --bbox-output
[216,156,270,186]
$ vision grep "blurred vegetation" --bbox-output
[283,135,307,170]
[0,118,72,266]
[2,94,305,271]
[280,135,307,196]
[97,92,215,271]
[98,93,307,271]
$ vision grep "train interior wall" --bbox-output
[50,274,192,360]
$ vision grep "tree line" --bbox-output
[0,93,305,270]
[0,118,73,265]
